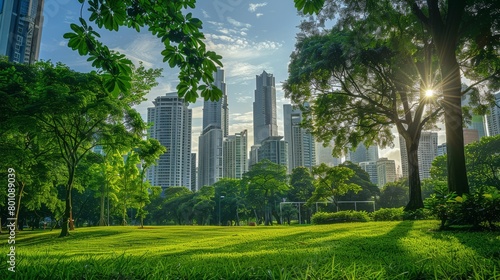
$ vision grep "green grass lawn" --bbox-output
[1,221,499,279]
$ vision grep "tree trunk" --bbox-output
[441,54,469,195]
[98,188,106,226]
[425,0,469,195]
[14,182,25,232]
[404,137,424,211]
[235,205,240,226]
[60,167,76,237]
[59,187,72,237]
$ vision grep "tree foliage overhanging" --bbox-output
[65,0,223,102]
[290,0,499,199]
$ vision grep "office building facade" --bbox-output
[147,92,192,191]
[0,0,44,64]
[223,130,248,179]
[257,136,288,167]
[377,157,396,187]
[399,132,438,180]
[253,70,278,145]
[283,104,316,173]
[486,92,500,136]
[198,68,228,188]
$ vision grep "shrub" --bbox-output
[402,208,434,220]
[371,207,404,221]
[312,211,370,224]
[424,187,500,230]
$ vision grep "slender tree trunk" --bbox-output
[59,187,72,237]
[14,182,25,232]
[98,187,106,226]
[441,54,469,195]
[60,167,76,237]
[405,139,424,210]
[236,205,240,226]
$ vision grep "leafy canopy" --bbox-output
[64,0,223,102]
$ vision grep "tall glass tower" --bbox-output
[198,68,228,188]
[253,70,278,145]
[0,0,45,64]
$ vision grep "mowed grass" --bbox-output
[1,221,499,279]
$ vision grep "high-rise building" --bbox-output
[437,143,447,156]
[248,145,260,168]
[461,89,487,139]
[147,92,192,191]
[283,104,316,173]
[347,143,379,163]
[359,161,378,185]
[223,130,248,179]
[253,71,278,145]
[258,136,288,167]
[0,0,45,64]
[377,158,396,188]
[399,132,438,180]
[486,92,500,136]
[198,68,228,188]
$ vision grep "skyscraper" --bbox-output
[359,161,378,185]
[253,71,278,145]
[399,132,438,180]
[223,130,248,179]
[486,92,500,136]
[283,104,316,173]
[0,0,45,64]
[198,68,228,188]
[147,92,192,191]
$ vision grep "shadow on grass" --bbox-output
[430,226,500,261]
[6,221,499,279]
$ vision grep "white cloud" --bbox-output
[112,34,163,69]
[249,3,268,12]
[202,10,210,18]
[231,112,253,122]
[256,13,264,18]
[236,96,252,103]
[227,17,252,28]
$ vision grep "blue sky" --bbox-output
[38,0,406,167]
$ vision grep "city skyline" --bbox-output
[34,1,464,173]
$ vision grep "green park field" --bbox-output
[1,221,499,279]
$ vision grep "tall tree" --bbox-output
[2,60,158,237]
[116,151,141,226]
[135,138,166,228]
[213,178,247,226]
[338,161,380,202]
[65,0,223,102]
[242,160,289,225]
[292,0,500,197]
[288,167,315,223]
[308,163,361,207]
[163,186,193,225]
[285,22,442,210]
